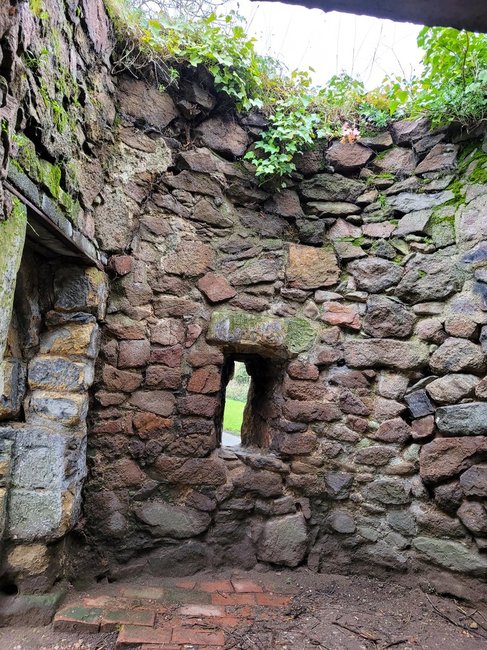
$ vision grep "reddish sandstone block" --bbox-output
[175,579,196,589]
[287,360,319,381]
[177,395,219,417]
[109,255,133,276]
[103,365,142,392]
[116,625,172,647]
[187,366,221,394]
[146,366,182,389]
[197,272,237,303]
[322,302,360,330]
[118,339,150,368]
[231,579,264,593]
[149,345,183,367]
[171,627,225,645]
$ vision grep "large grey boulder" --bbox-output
[363,296,416,338]
[413,537,487,575]
[430,338,486,375]
[257,513,308,567]
[425,374,478,404]
[135,501,211,539]
[395,252,464,304]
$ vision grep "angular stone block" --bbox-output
[39,323,99,359]
[8,489,63,541]
[0,358,26,420]
[343,339,429,370]
[135,501,211,538]
[206,310,316,358]
[25,391,88,427]
[28,356,94,392]
[436,402,487,436]
[413,537,487,575]
[286,244,340,290]
[54,266,108,319]
[257,513,308,567]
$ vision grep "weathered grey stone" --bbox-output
[430,338,486,375]
[387,510,418,537]
[328,510,356,533]
[425,374,478,404]
[326,142,373,171]
[387,190,454,213]
[300,173,364,202]
[390,118,430,144]
[54,266,108,319]
[135,501,211,538]
[324,472,354,499]
[365,479,411,505]
[28,357,94,393]
[343,339,428,370]
[411,503,465,538]
[456,193,487,244]
[348,257,403,293]
[8,489,63,541]
[395,252,464,304]
[207,310,315,358]
[377,372,409,400]
[434,482,464,514]
[420,437,487,484]
[457,501,487,536]
[306,201,360,216]
[393,209,432,236]
[118,77,179,129]
[460,465,487,497]
[257,513,308,567]
[404,390,434,418]
[195,116,249,158]
[359,132,393,150]
[413,537,487,575]
[25,391,88,427]
[355,445,396,466]
[415,143,458,174]
[436,402,487,436]
[371,147,416,176]
[363,296,415,338]
[230,255,282,285]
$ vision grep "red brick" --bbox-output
[255,594,291,607]
[171,627,225,645]
[100,608,155,631]
[178,604,225,617]
[116,624,172,647]
[53,606,102,633]
[231,579,264,593]
[198,580,234,593]
[211,593,256,606]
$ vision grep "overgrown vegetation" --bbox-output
[105,0,487,182]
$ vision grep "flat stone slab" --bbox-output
[206,310,316,358]
[436,402,487,435]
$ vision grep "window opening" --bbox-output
[222,361,250,447]
[218,355,285,449]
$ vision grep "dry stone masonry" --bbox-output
[0,0,486,600]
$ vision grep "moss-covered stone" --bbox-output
[207,310,316,358]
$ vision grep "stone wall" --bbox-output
[0,0,486,593]
[83,73,487,583]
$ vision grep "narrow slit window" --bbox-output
[222,361,250,447]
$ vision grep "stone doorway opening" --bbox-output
[218,354,286,450]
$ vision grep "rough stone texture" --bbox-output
[196,117,249,158]
[257,513,308,567]
[363,296,416,338]
[286,244,340,289]
[2,0,487,590]
[436,402,487,436]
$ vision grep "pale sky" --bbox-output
[226,1,423,88]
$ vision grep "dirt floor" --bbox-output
[0,568,486,649]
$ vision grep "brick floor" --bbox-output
[54,574,296,649]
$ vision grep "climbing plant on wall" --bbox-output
[105,0,487,182]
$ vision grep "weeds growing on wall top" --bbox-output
[104,0,487,183]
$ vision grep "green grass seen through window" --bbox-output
[223,398,245,433]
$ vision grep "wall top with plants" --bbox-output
[107,1,487,182]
